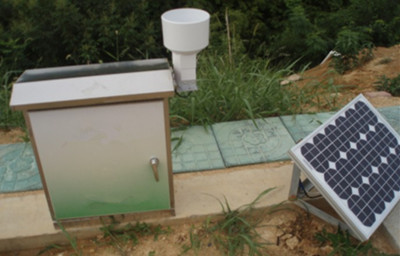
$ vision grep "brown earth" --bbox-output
[293,44,400,110]
[6,205,399,256]
[1,45,400,255]
[0,127,26,145]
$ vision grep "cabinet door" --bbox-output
[28,101,171,220]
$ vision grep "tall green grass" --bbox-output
[169,53,296,127]
[375,74,400,97]
[169,51,341,128]
[1,52,341,131]
[0,70,24,129]
[315,227,398,256]
[180,188,289,256]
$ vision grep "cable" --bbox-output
[174,89,192,98]
[299,179,322,199]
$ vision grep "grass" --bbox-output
[37,221,83,256]
[170,52,340,128]
[377,57,393,65]
[99,218,172,255]
[181,225,203,255]
[180,188,288,256]
[32,195,398,256]
[0,51,341,131]
[374,74,400,96]
[169,53,293,127]
[315,227,399,256]
[39,219,171,255]
[0,70,25,130]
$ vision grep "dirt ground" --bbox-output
[5,205,398,256]
[1,45,400,255]
[0,127,26,145]
[295,44,400,110]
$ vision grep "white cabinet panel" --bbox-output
[29,101,171,219]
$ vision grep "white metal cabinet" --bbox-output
[10,59,175,221]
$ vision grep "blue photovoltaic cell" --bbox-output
[298,100,400,228]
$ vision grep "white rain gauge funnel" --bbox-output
[162,8,210,92]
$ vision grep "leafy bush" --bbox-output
[1,0,399,73]
[374,74,400,96]
[1,0,400,129]
[332,28,374,74]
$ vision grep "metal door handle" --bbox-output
[150,157,160,182]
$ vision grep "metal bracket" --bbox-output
[288,164,356,238]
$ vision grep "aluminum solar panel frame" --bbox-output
[288,94,400,241]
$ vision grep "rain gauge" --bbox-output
[10,8,209,223]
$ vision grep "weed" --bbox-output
[377,58,393,65]
[104,30,130,62]
[210,188,279,256]
[36,223,83,255]
[332,28,374,74]
[101,221,137,254]
[20,127,31,142]
[181,188,287,256]
[170,115,190,128]
[181,225,203,255]
[315,227,398,256]
[100,218,172,255]
[0,70,25,130]
[171,134,184,153]
[56,221,82,256]
[1,53,340,131]
[153,224,172,241]
[170,53,314,128]
[37,244,64,255]
[288,70,343,113]
[374,74,400,96]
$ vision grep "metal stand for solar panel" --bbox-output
[288,164,355,237]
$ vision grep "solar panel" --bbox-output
[289,94,400,241]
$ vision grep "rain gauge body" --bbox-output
[10,8,209,222]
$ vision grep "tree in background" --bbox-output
[0,0,399,74]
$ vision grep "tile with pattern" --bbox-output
[280,112,334,143]
[378,106,400,134]
[212,118,295,167]
[0,143,42,192]
[171,126,224,173]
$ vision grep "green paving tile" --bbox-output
[378,106,400,134]
[212,118,295,167]
[2,107,395,192]
[0,143,42,193]
[280,112,334,143]
[171,126,225,173]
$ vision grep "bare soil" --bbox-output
[1,45,400,255]
[295,44,400,110]
[5,206,398,256]
[0,128,26,145]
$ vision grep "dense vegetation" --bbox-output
[1,0,399,128]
